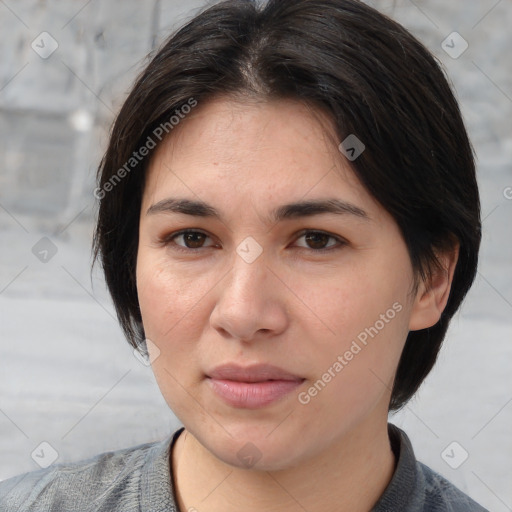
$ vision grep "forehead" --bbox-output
[142,96,379,218]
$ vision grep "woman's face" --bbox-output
[136,97,423,470]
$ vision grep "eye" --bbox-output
[293,230,346,251]
[160,229,346,253]
[164,230,216,251]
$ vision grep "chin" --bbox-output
[196,424,308,472]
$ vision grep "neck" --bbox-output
[171,416,396,512]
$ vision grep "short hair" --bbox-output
[93,0,481,411]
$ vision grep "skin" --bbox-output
[136,96,458,512]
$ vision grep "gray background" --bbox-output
[0,1,511,510]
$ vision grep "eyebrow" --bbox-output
[146,197,369,224]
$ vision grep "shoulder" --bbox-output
[373,424,488,512]
[416,461,488,512]
[0,435,175,512]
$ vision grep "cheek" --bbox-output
[296,300,409,440]
[293,260,409,345]
[136,253,210,341]
[136,255,211,413]
[293,264,411,401]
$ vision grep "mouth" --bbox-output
[206,363,305,409]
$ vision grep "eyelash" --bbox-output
[160,229,347,254]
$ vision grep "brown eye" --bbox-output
[181,231,207,248]
[166,230,215,251]
[295,230,343,251]
[304,232,332,250]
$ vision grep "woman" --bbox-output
[0,0,487,510]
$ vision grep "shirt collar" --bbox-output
[139,424,419,511]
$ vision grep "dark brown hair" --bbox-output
[93,0,481,411]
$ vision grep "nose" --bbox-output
[209,254,289,343]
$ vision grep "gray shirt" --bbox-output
[0,424,488,511]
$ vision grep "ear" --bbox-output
[408,242,459,331]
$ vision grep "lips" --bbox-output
[207,363,304,383]
[206,363,305,409]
